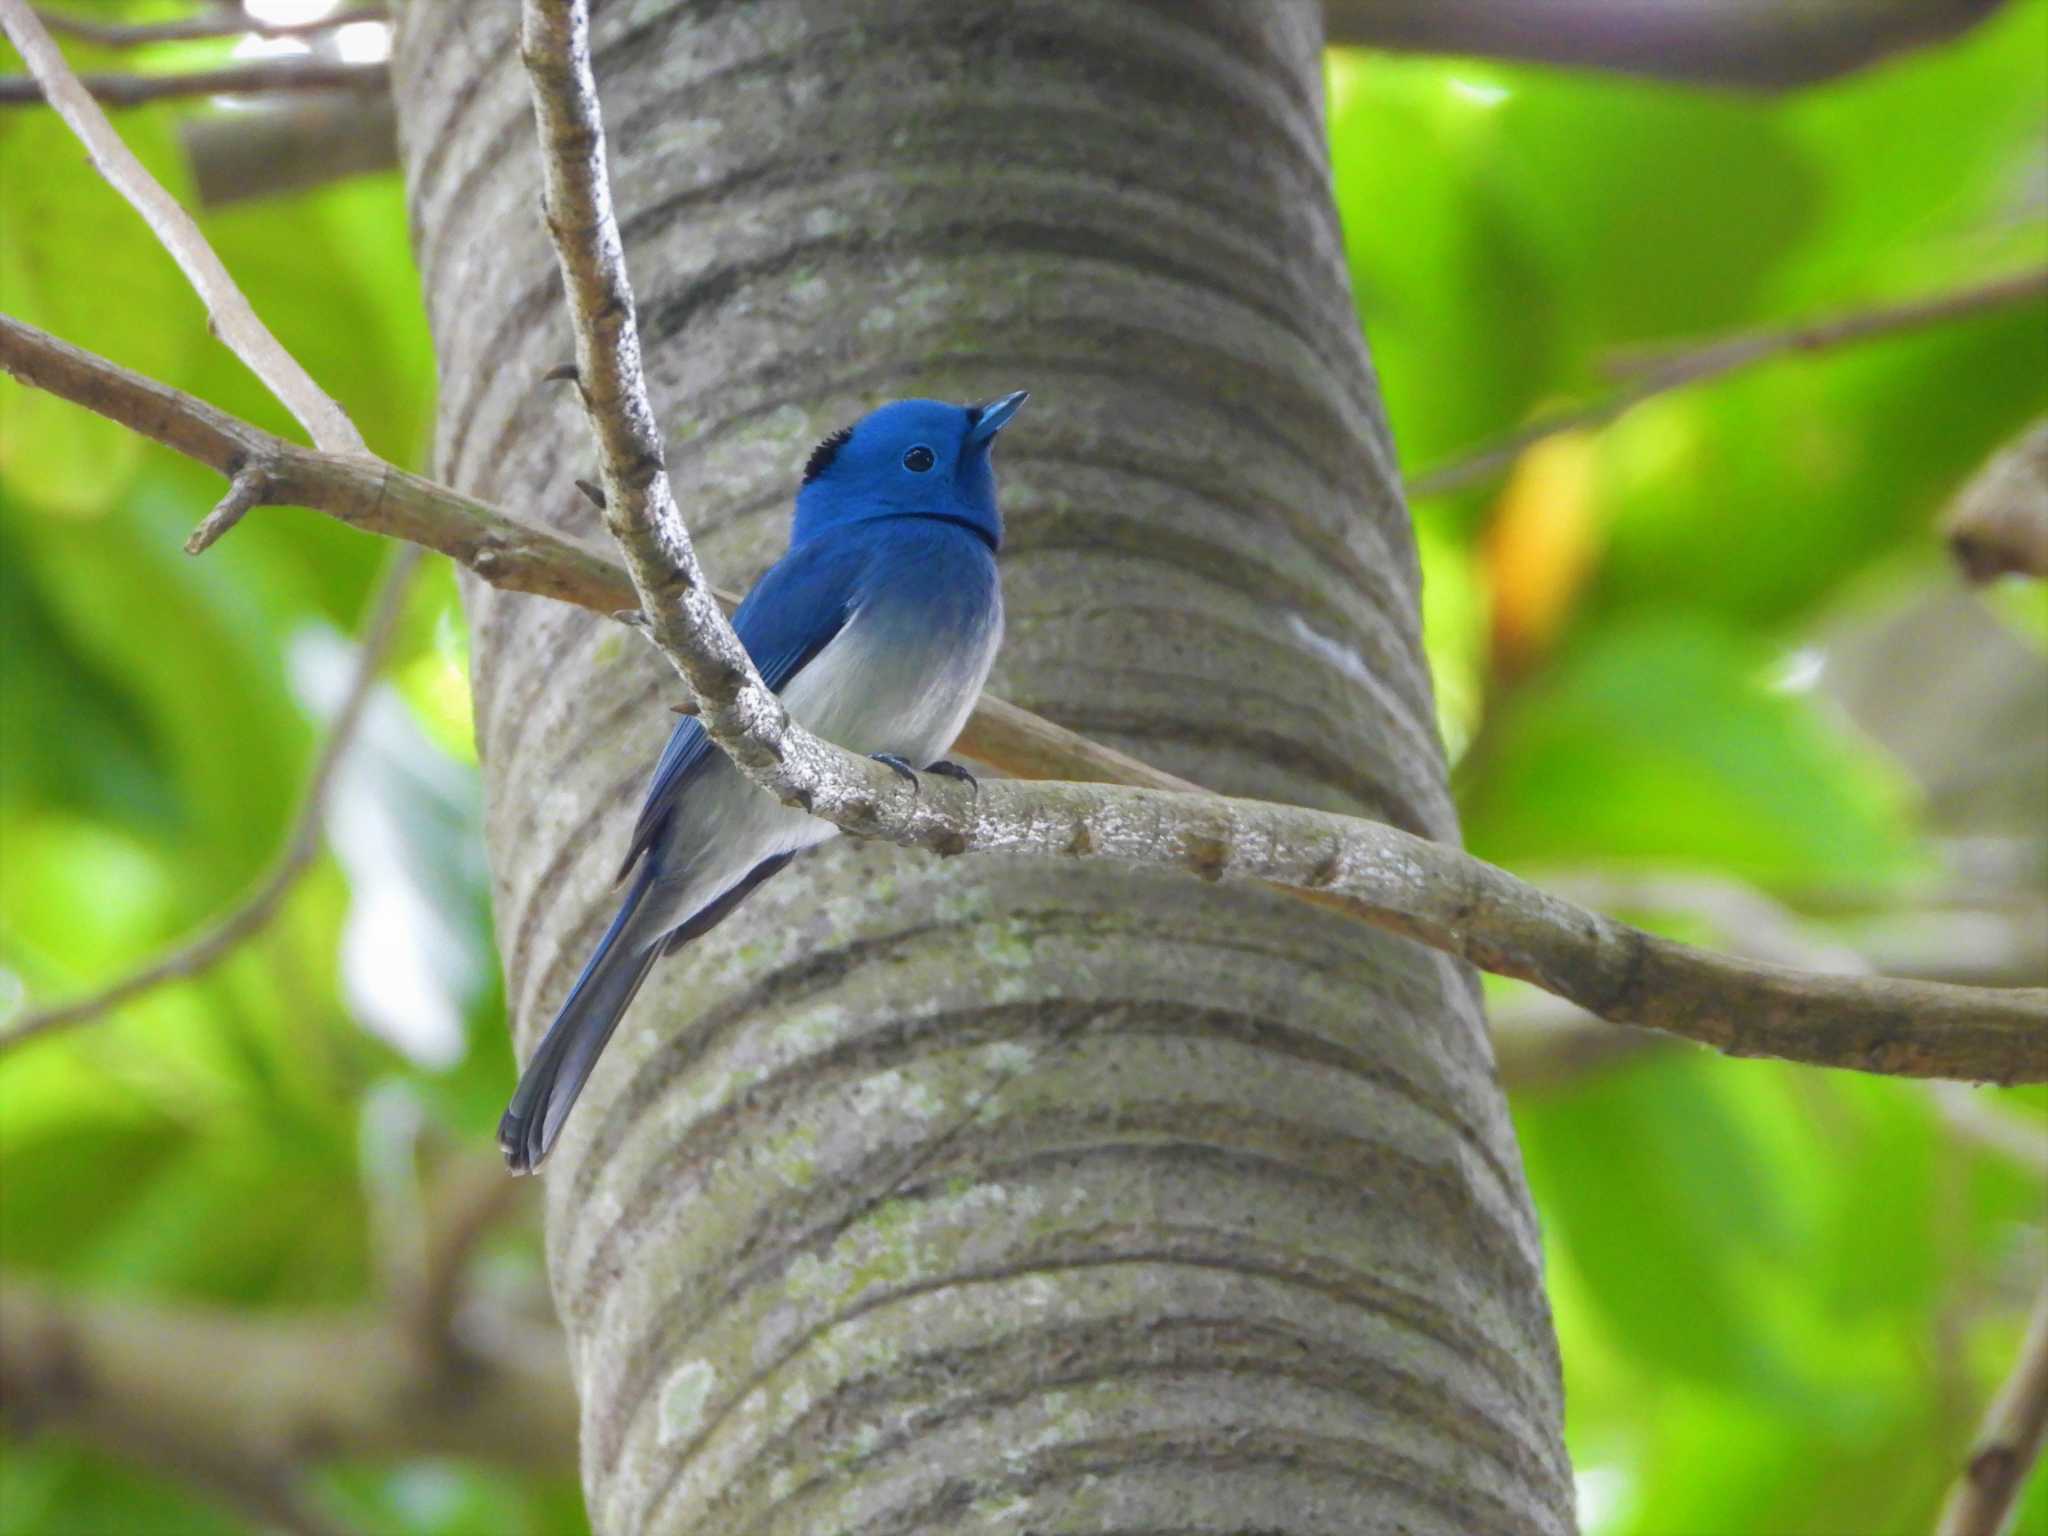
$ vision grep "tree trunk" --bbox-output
[389,2,1572,1531]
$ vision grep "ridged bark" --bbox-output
[389,1,1571,1531]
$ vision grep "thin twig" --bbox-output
[518,0,741,710]
[0,548,422,1053]
[0,58,387,107]
[190,465,267,551]
[38,4,387,47]
[517,0,2048,1085]
[1408,267,2048,498]
[0,0,368,454]
[1938,1279,2048,1536]
[3,325,2044,1081]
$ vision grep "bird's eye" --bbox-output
[902,445,936,472]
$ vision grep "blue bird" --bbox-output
[498,391,1025,1172]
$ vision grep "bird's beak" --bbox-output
[969,389,1028,446]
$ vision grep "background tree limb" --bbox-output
[0,1271,579,1484]
[1324,0,2011,89]
[0,57,387,107]
[1937,1276,2048,1536]
[37,3,387,47]
[1408,266,2048,498]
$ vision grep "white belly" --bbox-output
[630,590,1003,945]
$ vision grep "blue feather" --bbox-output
[499,392,1023,1172]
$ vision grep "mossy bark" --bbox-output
[390,1,1571,1530]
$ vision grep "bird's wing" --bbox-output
[615,534,868,881]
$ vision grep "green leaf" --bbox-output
[1515,1052,1801,1394]
[0,105,204,514]
[1462,615,1924,887]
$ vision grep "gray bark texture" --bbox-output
[388,1,1572,1531]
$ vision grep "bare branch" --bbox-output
[1324,0,2012,90]
[0,0,368,454]
[1938,1278,2048,1536]
[1408,268,2048,498]
[184,92,397,207]
[0,57,387,107]
[1945,418,2048,584]
[6,307,2044,1080]
[517,0,756,721]
[0,1273,578,1486]
[0,546,421,1054]
[38,3,387,47]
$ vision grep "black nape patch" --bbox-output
[802,426,854,485]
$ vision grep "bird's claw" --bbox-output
[870,753,920,786]
[925,760,977,788]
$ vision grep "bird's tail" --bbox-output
[498,864,663,1174]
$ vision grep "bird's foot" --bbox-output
[924,759,977,788]
[870,752,921,786]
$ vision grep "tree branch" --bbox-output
[518,0,2048,1085]
[1323,0,2012,90]
[0,546,420,1054]
[517,0,759,726]
[183,91,398,207]
[0,1274,579,1487]
[0,57,388,107]
[1938,1277,2048,1536]
[0,314,629,610]
[5,309,2043,1081]
[1407,267,2048,498]
[0,0,367,453]
[37,4,387,47]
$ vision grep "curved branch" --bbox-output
[37,4,388,47]
[0,547,421,1053]
[0,0,367,453]
[1324,0,2011,90]
[518,0,2048,1085]
[0,58,387,107]
[1408,267,2048,498]
[184,92,399,207]
[1938,1277,2048,1536]
[0,1274,578,1483]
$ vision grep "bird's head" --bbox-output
[792,391,1027,552]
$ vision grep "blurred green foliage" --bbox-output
[4,3,2046,1533]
